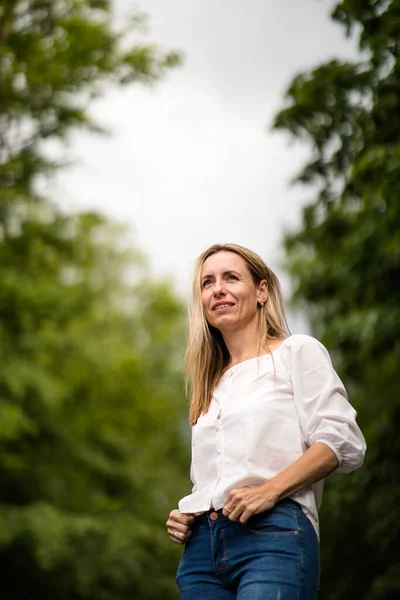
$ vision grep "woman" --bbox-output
[166,243,366,599]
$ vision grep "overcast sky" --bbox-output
[51,0,356,325]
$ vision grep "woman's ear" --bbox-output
[257,280,268,304]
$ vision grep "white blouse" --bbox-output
[178,334,366,536]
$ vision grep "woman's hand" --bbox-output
[222,483,279,524]
[222,443,340,524]
[166,509,195,545]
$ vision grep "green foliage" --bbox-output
[0,0,181,193]
[0,206,189,599]
[273,1,400,597]
[0,1,186,598]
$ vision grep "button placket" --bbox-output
[211,372,234,507]
[216,374,233,476]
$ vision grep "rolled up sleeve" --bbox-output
[284,335,366,473]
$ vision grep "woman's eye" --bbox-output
[202,279,212,288]
[227,274,238,281]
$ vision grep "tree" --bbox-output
[0,211,189,599]
[0,0,180,199]
[273,1,400,598]
[0,2,187,598]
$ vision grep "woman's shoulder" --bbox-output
[281,333,325,351]
[279,334,331,364]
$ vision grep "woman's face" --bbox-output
[200,251,266,333]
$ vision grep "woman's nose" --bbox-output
[213,279,226,295]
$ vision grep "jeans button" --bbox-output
[210,512,219,521]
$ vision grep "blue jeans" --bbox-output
[176,499,319,599]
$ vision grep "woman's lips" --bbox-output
[212,303,235,311]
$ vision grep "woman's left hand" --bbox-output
[222,483,279,524]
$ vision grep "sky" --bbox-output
[51,0,356,325]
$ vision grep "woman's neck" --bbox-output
[221,322,285,369]
[221,320,262,367]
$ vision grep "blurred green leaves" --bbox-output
[0,209,189,598]
[273,1,400,597]
[0,0,182,192]
[0,1,186,598]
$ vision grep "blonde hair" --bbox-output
[186,243,290,424]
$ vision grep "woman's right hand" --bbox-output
[166,509,194,545]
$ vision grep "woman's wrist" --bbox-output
[261,478,285,504]
[260,443,340,505]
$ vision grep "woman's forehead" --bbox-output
[201,251,247,275]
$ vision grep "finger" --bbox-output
[174,530,185,542]
[228,505,243,522]
[223,488,241,514]
[239,508,254,524]
[229,497,253,522]
[167,521,194,534]
[168,531,183,545]
[167,526,191,540]
[169,530,192,545]
[167,515,194,529]
[167,520,193,534]
[222,504,233,517]
[168,512,195,526]
[168,509,190,521]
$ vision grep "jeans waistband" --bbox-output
[193,498,303,524]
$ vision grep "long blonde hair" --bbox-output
[186,243,290,424]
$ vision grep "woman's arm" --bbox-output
[222,441,338,523]
[284,335,366,474]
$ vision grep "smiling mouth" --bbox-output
[213,303,235,311]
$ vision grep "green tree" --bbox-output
[0,1,187,598]
[273,1,400,598]
[0,0,180,199]
[0,211,189,599]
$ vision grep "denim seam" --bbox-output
[278,505,311,523]
[220,527,228,573]
[293,511,304,600]
[242,527,299,536]
[208,516,218,573]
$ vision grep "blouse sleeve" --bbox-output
[282,334,366,473]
